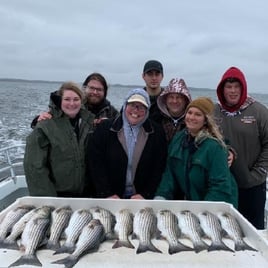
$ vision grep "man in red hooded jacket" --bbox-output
[214,66,268,229]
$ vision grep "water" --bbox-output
[0,80,268,148]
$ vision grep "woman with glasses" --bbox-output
[87,88,167,199]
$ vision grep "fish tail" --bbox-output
[136,242,162,254]
[53,244,75,255]
[193,241,209,253]
[234,240,258,252]
[0,240,19,250]
[208,241,234,252]
[43,240,61,251]
[168,243,193,255]
[51,255,78,268]
[8,254,42,267]
[112,239,135,249]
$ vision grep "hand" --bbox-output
[37,112,52,122]
[130,194,144,200]
[107,194,120,199]
[227,150,235,167]
[93,117,108,127]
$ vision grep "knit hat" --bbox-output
[186,97,214,116]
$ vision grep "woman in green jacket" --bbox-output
[24,82,95,197]
[155,97,238,208]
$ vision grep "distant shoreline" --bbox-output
[0,78,214,92]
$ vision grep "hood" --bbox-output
[216,66,247,112]
[122,88,150,125]
[48,91,63,117]
[157,78,192,117]
[123,88,151,109]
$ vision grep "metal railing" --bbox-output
[0,144,25,182]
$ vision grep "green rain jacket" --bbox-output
[24,94,94,197]
[155,129,238,208]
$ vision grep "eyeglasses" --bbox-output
[127,103,147,112]
[83,85,104,93]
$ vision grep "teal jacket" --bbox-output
[155,129,238,208]
[24,94,94,197]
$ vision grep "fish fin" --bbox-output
[208,241,234,252]
[234,240,258,252]
[136,242,162,254]
[51,255,78,268]
[131,232,138,240]
[112,239,135,249]
[8,254,42,267]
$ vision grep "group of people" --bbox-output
[23,60,268,230]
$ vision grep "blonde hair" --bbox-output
[205,114,226,148]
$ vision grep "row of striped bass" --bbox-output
[8,205,54,267]
[0,204,259,267]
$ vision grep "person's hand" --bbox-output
[93,117,108,127]
[130,194,144,200]
[228,150,235,167]
[37,112,52,122]
[107,194,120,199]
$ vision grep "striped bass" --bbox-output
[51,219,105,268]
[44,205,72,250]
[54,208,92,255]
[198,211,234,252]
[157,209,193,254]
[8,205,52,267]
[217,212,258,251]
[177,210,208,253]
[0,205,35,241]
[133,207,162,254]
[112,208,135,249]
[90,206,116,240]
[1,206,51,250]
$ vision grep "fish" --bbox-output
[198,211,234,252]
[157,209,193,254]
[51,219,105,268]
[90,206,116,240]
[112,208,135,249]
[8,205,53,267]
[1,205,51,250]
[217,212,258,252]
[133,207,162,254]
[43,205,73,250]
[54,208,92,255]
[177,210,208,253]
[0,205,35,241]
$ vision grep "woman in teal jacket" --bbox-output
[155,97,238,208]
[24,82,95,197]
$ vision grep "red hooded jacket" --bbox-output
[216,66,248,112]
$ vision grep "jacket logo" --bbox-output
[241,116,256,124]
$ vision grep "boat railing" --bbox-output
[0,144,25,182]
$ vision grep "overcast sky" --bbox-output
[1,0,268,93]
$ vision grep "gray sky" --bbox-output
[1,0,268,93]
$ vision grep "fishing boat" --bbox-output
[0,144,28,211]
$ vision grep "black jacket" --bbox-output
[87,115,167,199]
